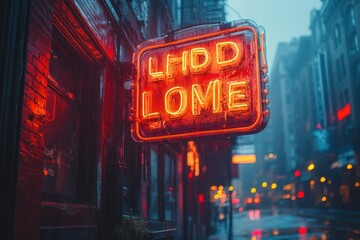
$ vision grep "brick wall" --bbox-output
[14,0,54,239]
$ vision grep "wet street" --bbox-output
[208,208,360,240]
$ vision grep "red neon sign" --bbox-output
[337,103,351,121]
[131,21,269,142]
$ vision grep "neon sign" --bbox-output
[337,103,351,121]
[131,21,269,142]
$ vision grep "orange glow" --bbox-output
[131,23,268,142]
[216,41,242,68]
[247,197,253,204]
[43,168,49,176]
[187,151,194,167]
[337,103,351,121]
[310,180,315,186]
[282,194,291,199]
[232,154,256,164]
[194,157,200,176]
[164,87,188,117]
[210,185,217,191]
[253,197,260,204]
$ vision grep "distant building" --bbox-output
[269,40,300,174]
[269,0,360,209]
[181,0,226,27]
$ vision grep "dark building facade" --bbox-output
[1,0,231,240]
[1,0,184,239]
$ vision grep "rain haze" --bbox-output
[226,0,323,69]
[3,0,360,239]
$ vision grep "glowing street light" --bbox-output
[271,183,277,189]
[320,177,326,183]
[250,187,257,193]
[307,163,315,171]
[262,181,268,188]
[347,164,353,170]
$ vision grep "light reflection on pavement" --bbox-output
[208,208,360,240]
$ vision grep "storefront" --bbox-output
[2,0,181,239]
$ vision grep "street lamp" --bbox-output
[308,163,315,171]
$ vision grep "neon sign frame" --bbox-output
[131,20,269,142]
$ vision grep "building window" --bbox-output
[336,58,342,81]
[349,35,360,57]
[334,24,341,48]
[42,27,99,201]
[346,6,356,33]
[341,54,347,77]
[356,63,360,84]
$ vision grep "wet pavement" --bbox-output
[207,208,360,240]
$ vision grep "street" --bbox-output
[208,208,360,239]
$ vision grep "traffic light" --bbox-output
[294,170,301,178]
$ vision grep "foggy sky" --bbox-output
[225,0,322,72]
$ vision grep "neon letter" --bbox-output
[142,91,160,120]
[228,81,249,111]
[166,54,183,80]
[182,51,189,76]
[165,87,188,118]
[216,41,242,68]
[190,48,211,73]
[149,57,165,82]
[192,79,222,115]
